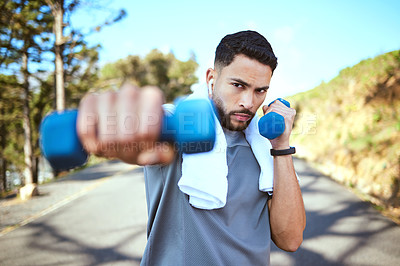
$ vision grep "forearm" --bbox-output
[268,155,306,252]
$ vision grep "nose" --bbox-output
[239,91,254,110]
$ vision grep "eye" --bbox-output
[256,88,267,94]
[232,83,243,88]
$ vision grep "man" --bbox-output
[77,30,306,265]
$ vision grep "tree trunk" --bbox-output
[33,155,39,184]
[22,52,33,185]
[1,159,6,193]
[20,51,38,200]
[54,0,65,111]
[46,0,65,178]
[0,99,6,193]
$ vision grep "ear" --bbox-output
[206,68,216,93]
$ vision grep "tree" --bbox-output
[44,0,126,111]
[0,0,53,198]
[0,74,22,194]
[45,0,67,111]
[0,0,125,198]
[100,50,199,102]
[64,43,100,107]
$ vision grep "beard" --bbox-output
[211,93,255,131]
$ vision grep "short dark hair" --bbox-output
[214,30,278,73]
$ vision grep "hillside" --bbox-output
[288,50,400,219]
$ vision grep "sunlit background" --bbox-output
[65,0,400,222]
[1,0,399,195]
[1,1,400,264]
[70,0,400,101]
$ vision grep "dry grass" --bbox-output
[289,50,400,222]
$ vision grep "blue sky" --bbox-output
[71,0,400,102]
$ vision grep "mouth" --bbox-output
[232,113,252,122]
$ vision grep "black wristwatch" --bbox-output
[270,146,296,156]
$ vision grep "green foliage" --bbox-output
[0,0,115,190]
[290,49,400,209]
[372,109,382,122]
[65,43,101,107]
[0,0,53,68]
[99,49,199,102]
[0,0,55,188]
[0,74,25,186]
[345,133,374,152]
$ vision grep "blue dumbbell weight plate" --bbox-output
[40,110,88,170]
[173,99,216,153]
[258,98,290,140]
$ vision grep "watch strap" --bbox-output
[270,146,296,156]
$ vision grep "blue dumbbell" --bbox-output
[258,98,290,140]
[40,99,216,171]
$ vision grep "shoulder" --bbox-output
[144,152,183,183]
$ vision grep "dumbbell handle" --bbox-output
[40,99,216,171]
[258,98,290,140]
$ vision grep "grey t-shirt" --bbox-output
[141,129,271,266]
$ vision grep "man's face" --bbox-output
[209,54,273,131]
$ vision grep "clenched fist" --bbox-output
[77,84,175,165]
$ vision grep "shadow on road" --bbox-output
[24,219,144,265]
[270,158,400,265]
[59,160,140,182]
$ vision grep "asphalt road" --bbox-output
[271,159,400,265]
[0,163,147,266]
[0,158,399,266]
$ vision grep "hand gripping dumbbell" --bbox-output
[258,98,290,140]
[40,99,216,171]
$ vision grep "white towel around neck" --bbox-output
[177,88,274,210]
